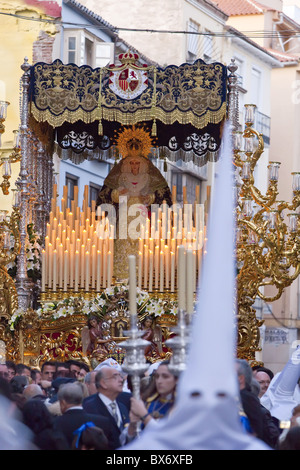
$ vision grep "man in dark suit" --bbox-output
[53,381,120,450]
[83,366,131,443]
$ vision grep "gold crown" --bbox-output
[116,126,154,158]
[118,51,139,65]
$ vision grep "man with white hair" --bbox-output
[22,384,45,401]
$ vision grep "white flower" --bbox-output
[105,287,115,296]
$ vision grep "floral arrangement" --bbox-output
[8,285,178,332]
[7,223,42,282]
[8,308,26,332]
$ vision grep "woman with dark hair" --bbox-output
[22,399,68,450]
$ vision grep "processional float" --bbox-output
[2,51,296,374]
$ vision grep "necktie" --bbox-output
[110,401,120,427]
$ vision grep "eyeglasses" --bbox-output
[104,372,123,381]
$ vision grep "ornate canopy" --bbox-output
[28,53,228,164]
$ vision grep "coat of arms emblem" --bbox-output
[109,52,148,100]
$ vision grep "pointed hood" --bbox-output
[123,122,270,450]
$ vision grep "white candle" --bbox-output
[143,245,148,289]
[58,243,63,289]
[160,250,164,292]
[149,250,153,292]
[154,245,159,289]
[107,251,111,288]
[165,244,169,289]
[102,243,107,287]
[138,251,142,289]
[74,250,79,292]
[91,244,96,288]
[128,255,137,316]
[85,251,90,292]
[96,250,102,291]
[186,249,193,314]
[178,245,186,311]
[69,245,74,289]
[80,245,85,289]
[41,249,46,291]
[63,250,68,292]
[170,251,175,292]
[48,243,53,290]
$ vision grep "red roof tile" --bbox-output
[265,48,299,63]
[212,0,274,16]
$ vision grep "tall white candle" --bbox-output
[96,250,102,291]
[80,245,85,289]
[91,244,96,288]
[102,242,107,287]
[143,244,148,289]
[48,243,53,290]
[69,245,74,289]
[170,251,175,292]
[186,249,193,314]
[58,243,63,289]
[165,244,169,289]
[138,251,142,289]
[85,251,90,292]
[160,250,164,292]
[128,255,137,316]
[63,250,68,292]
[177,245,186,311]
[154,245,159,289]
[107,251,111,288]
[149,250,153,292]
[74,250,79,292]
[41,249,46,291]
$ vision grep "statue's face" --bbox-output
[127,138,143,159]
[90,318,98,328]
[129,159,141,175]
[144,318,152,328]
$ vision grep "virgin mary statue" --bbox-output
[96,126,172,280]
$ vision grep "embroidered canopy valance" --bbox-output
[28,53,228,159]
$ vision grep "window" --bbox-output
[67,36,76,63]
[64,30,114,67]
[95,43,114,67]
[89,183,101,207]
[65,174,78,208]
[85,37,94,66]
[203,30,213,62]
[172,172,183,202]
[251,67,262,107]
[187,20,199,63]
[185,175,202,204]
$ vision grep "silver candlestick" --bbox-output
[165,308,191,376]
[120,255,150,399]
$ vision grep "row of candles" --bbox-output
[41,184,115,292]
[128,243,195,316]
[136,202,205,292]
[41,184,207,294]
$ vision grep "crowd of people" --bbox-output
[0,354,300,450]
